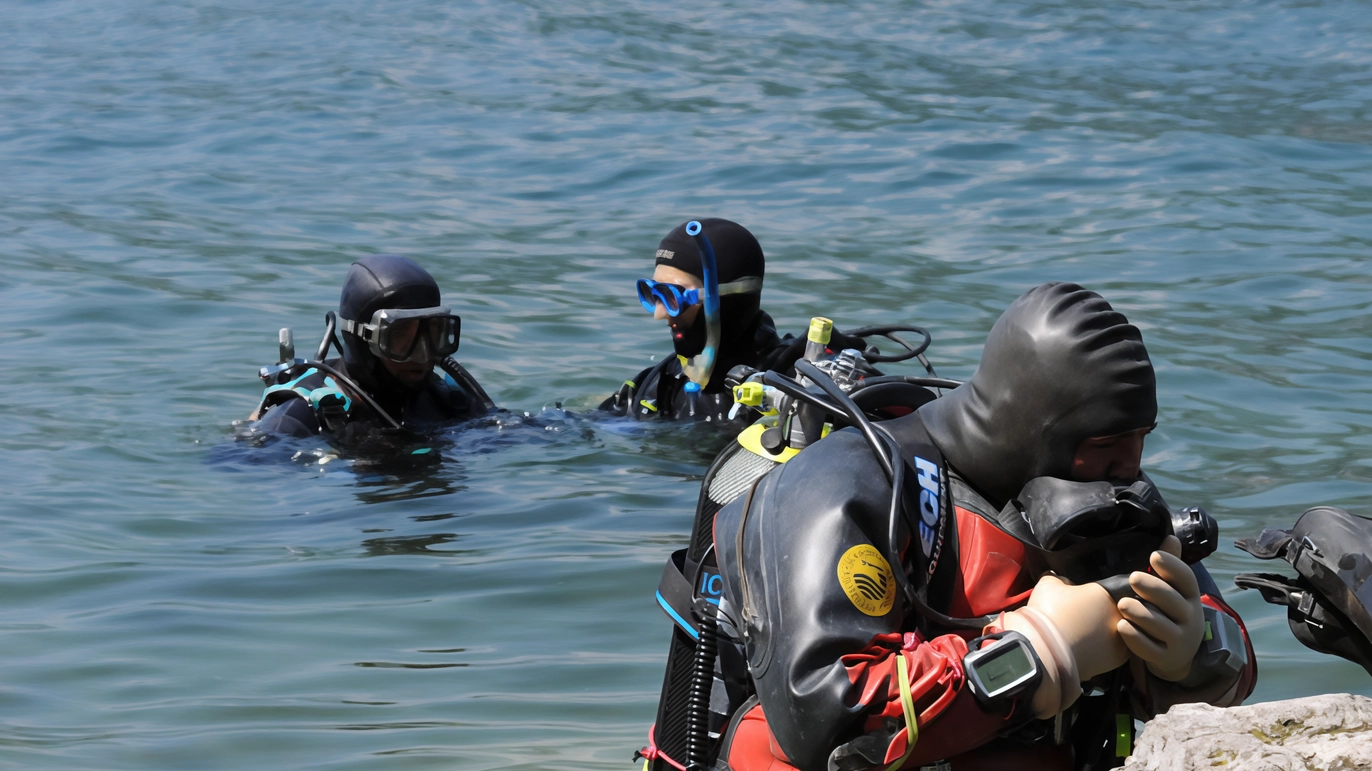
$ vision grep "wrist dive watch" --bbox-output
[963,630,1044,709]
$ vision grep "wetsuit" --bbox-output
[709,418,1256,771]
[641,283,1257,771]
[599,311,870,423]
[256,357,485,439]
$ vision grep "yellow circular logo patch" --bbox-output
[837,544,896,617]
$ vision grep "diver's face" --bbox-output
[651,264,703,333]
[379,350,433,388]
[1070,425,1152,483]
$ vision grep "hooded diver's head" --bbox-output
[920,282,1157,508]
[638,218,765,361]
[338,255,459,395]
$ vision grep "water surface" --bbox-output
[4,0,1372,767]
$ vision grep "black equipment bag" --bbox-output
[1235,506,1372,676]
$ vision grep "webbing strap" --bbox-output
[884,654,919,771]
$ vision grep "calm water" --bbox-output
[4,0,1372,767]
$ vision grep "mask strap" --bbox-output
[717,276,763,296]
[337,316,375,342]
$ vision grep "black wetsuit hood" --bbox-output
[653,218,765,374]
[919,282,1157,509]
[338,255,443,408]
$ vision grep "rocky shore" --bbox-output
[1123,693,1372,770]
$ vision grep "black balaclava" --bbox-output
[919,282,1157,509]
[653,218,765,377]
[338,255,443,400]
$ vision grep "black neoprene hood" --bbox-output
[338,254,444,395]
[653,218,765,284]
[919,282,1157,509]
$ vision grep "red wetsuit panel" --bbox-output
[1201,593,1257,702]
[724,705,800,771]
[945,506,1036,619]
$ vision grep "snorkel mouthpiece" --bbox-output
[680,220,721,388]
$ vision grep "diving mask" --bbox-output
[636,276,763,316]
[339,306,461,363]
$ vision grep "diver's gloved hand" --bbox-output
[999,575,1129,718]
[1116,535,1205,682]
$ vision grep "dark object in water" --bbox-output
[1235,506,1372,676]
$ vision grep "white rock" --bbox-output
[1123,693,1372,771]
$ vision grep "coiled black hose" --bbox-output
[685,607,719,771]
[843,324,932,362]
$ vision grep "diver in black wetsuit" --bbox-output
[599,218,868,424]
[251,255,496,440]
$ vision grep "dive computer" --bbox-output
[962,630,1043,709]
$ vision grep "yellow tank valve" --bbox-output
[733,381,766,407]
[805,316,834,362]
[807,316,834,345]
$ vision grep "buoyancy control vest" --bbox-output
[255,354,488,439]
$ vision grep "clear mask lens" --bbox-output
[371,309,461,362]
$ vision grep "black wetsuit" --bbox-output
[256,357,485,439]
[598,311,871,424]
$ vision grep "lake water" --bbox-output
[4,0,1372,767]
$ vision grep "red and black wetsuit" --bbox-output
[701,416,1255,771]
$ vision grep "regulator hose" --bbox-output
[794,360,894,479]
[850,375,964,391]
[685,606,719,771]
[297,358,403,431]
[790,361,993,630]
[316,311,340,361]
[438,357,497,412]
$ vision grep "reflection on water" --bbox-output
[361,533,467,558]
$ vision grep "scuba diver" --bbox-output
[599,218,874,424]
[641,282,1256,771]
[250,255,496,441]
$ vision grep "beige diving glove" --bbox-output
[1116,535,1205,682]
[999,575,1130,718]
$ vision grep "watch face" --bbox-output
[977,643,1034,694]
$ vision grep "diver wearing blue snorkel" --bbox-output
[599,218,871,424]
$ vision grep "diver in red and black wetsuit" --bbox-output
[642,282,1255,771]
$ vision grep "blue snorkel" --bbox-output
[679,221,721,398]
